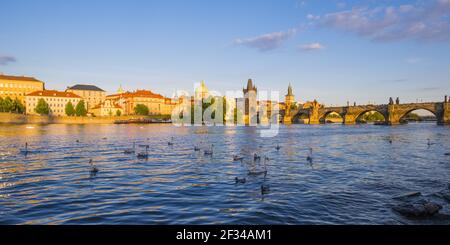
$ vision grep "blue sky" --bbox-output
[0,0,449,106]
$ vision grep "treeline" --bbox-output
[0,97,25,114]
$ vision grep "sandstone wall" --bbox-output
[0,113,146,124]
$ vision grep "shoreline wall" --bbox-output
[0,113,148,124]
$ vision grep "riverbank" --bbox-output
[0,112,171,125]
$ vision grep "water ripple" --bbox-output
[0,123,449,224]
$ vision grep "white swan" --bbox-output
[248,157,268,177]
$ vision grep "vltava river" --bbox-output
[0,123,449,224]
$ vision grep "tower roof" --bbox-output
[243,78,257,93]
[68,84,105,92]
[287,83,294,96]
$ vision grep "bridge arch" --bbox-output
[354,110,387,124]
[292,111,310,124]
[398,108,437,123]
[320,110,344,124]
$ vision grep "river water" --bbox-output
[0,123,449,224]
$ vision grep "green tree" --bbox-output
[403,112,422,121]
[12,98,25,114]
[116,110,122,117]
[134,104,149,115]
[65,101,76,116]
[359,111,385,122]
[75,100,87,116]
[1,97,14,112]
[34,98,50,115]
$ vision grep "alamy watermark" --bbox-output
[170,83,282,137]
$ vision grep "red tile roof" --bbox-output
[0,74,43,83]
[27,90,81,98]
[107,90,166,99]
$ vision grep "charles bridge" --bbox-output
[285,97,450,125]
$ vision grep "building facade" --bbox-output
[91,99,124,117]
[25,90,81,116]
[66,84,106,111]
[0,74,45,103]
[107,90,177,116]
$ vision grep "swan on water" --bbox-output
[137,145,149,159]
[253,153,261,161]
[307,147,313,164]
[248,157,268,177]
[89,159,99,174]
[20,142,28,155]
[204,144,214,156]
[275,144,281,151]
[124,142,136,154]
[168,137,174,146]
[261,184,270,195]
[235,177,246,184]
[233,155,244,161]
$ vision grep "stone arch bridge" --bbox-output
[289,101,450,125]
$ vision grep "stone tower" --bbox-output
[284,83,295,124]
[243,79,257,125]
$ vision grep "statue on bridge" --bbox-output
[389,97,394,105]
[445,95,448,103]
[396,97,400,105]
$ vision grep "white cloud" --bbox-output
[298,42,325,51]
[315,0,450,42]
[307,14,320,21]
[234,29,297,51]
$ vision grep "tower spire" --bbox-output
[287,83,293,96]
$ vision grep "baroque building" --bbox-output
[25,90,81,116]
[106,89,177,116]
[0,74,45,103]
[66,84,106,111]
[91,99,124,117]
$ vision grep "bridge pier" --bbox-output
[438,102,450,125]
[386,105,401,125]
[283,116,292,125]
[343,115,356,125]
[309,117,320,125]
